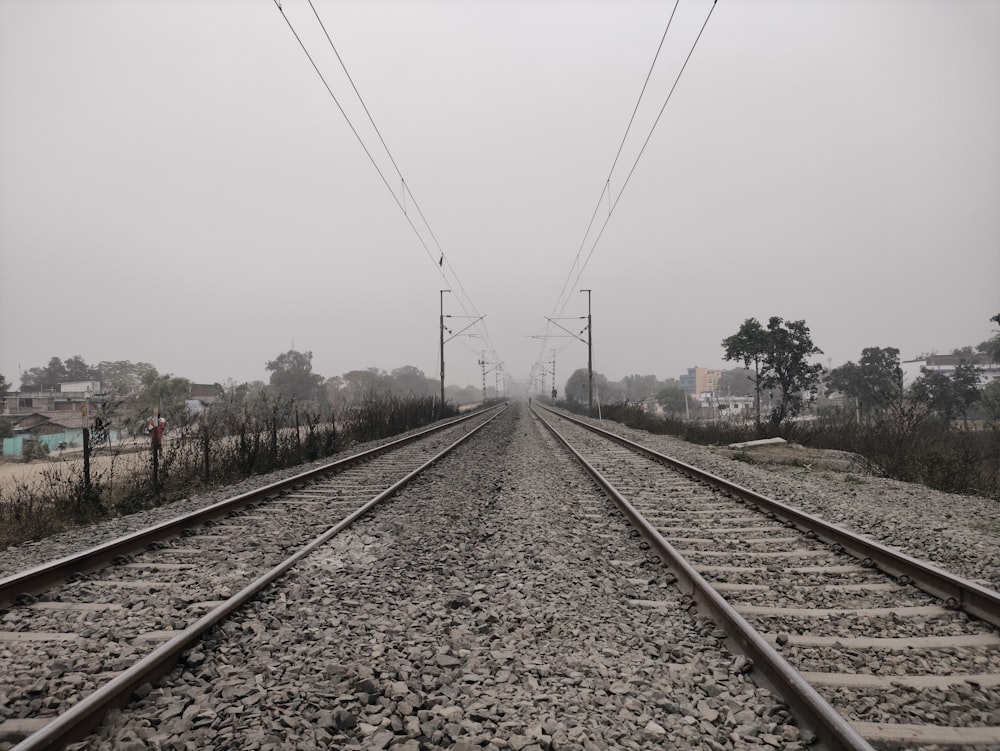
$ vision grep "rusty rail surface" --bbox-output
[12,405,507,751]
[535,404,1000,629]
[534,404,972,751]
[0,404,505,607]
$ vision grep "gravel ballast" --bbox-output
[2,403,998,750]
[3,407,996,593]
[580,414,1000,592]
[70,404,803,751]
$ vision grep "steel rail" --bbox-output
[0,404,504,607]
[12,405,507,751]
[532,407,876,751]
[535,404,1000,628]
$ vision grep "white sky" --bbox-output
[2,0,998,392]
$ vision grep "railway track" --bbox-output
[0,405,505,750]
[533,404,1000,751]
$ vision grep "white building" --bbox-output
[59,381,101,394]
[901,356,999,388]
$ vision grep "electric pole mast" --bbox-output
[439,289,450,406]
[581,289,592,417]
[479,351,487,403]
[551,349,557,400]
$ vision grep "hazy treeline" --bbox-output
[0,350,487,547]
[0,387,462,548]
[558,314,1000,428]
[555,368,757,415]
[0,351,487,442]
[557,314,1000,498]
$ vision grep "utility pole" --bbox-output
[150,403,162,491]
[81,400,91,497]
[581,289,593,417]
[479,351,487,403]
[539,299,593,408]
[439,289,450,407]
[551,349,557,400]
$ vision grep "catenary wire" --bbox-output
[298,0,498,367]
[549,0,682,322]
[533,0,686,380]
[304,0,452,276]
[274,0,501,371]
[577,0,718,281]
[534,0,718,387]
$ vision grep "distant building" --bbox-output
[679,367,722,396]
[60,381,101,394]
[713,395,755,420]
[901,356,1000,388]
[190,383,220,401]
[1,411,92,457]
[2,383,100,416]
[1,381,225,455]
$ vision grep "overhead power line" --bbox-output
[535,0,719,375]
[303,0,452,275]
[272,0,502,372]
[550,0,683,320]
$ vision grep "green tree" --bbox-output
[721,318,769,427]
[97,360,158,395]
[446,384,480,405]
[324,375,345,412]
[340,368,390,403]
[910,363,982,425]
[656,385,688,415]
[19,355,99,390]
[620,374,660,402]
[827,347,903,417]
[723,317,823,428]
[950,345,977,360]
[0,373,12,439]
[388,365,437,397]
[951,363,983,426]
[64,355,98,382]
[909,370,954,420]
[988,314,1000,362]
[265,350,326,406]
[136,371,194,430]
[979,379,1000,421]
[564,368,610,405]
[21,357,67,390]
[761,317,824,425]
[717,367,756,398]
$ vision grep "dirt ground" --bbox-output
[0,449,148,496]
[1,438,864,499]
[715,441,868,473]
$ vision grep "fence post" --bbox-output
[150,416,162,490]
[202,415,211,482]
[294,402,302,459]
[81,402,92,496]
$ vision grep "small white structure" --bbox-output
[901,357,1000,388]
[60,381,101,393]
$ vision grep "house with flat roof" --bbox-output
[679,367,721,396]
[901,356,1000,388]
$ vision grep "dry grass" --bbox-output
[0,394,459,550]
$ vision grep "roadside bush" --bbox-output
[21,440,50,461]
[559,399,1000,499]
[0,393,464,549]
[342,396,457,443]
